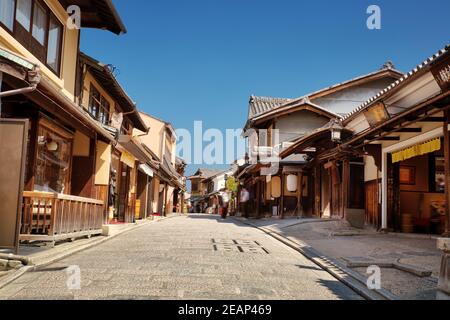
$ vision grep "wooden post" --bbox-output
[280,174,285,219]
[256,179,261,218]
[297,172,303,217]
[444,111,450,236]
[314,167,321,217]
[163,183,168,217]
[342,160,349,219]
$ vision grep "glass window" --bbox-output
[88,85,101,120]
[99,97,110,125]
[434,156,445,193]
[35,124,72,194]
[16,0,32,31]
[47,15,62,72]
[32,1,47,45]
[0,0,15,31]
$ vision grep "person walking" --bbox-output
[221,192,230,219]
[240,187,250,218]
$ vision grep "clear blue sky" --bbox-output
[80,0,450,176]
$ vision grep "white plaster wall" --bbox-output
[275,110,329,143]
[364,155,380,182]
[312,78,396,114]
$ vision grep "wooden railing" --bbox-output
[21,191,104,243]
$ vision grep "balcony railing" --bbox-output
[20,191,104,244]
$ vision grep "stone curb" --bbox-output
[233,217,398,301]
[0,215,177,290]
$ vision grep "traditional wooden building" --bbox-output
[237,65,403,218]
[77,53,153,224]
[133,112,186,216]
[281,45,450,235]
[0,0,129,245]
[188,168,224,212]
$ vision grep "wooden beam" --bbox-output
[419,117,445,122]
[377,137,401,141]
[396,128,422,133]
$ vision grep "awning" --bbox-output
[120,150,135,168]
[118,135,153,165]
[392,138,441,163]
[139,164,154,177]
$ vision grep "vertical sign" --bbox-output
[432,54,450,91]
[0,119,28,253]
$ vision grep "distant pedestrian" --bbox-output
[221,192,230,219]
[240,187,250,218]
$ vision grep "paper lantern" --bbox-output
[271,176,281,198]
[286,174,298,192]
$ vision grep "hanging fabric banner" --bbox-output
[392,138,441,163]
[120,150,135,168]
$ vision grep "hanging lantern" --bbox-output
[271,176,281,198]
[330,121,343,142]
[286,174,298,192]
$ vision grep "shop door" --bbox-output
[0,119,28,252]
[136,171,148,219]
[365,180,380,228]
[330,164,343,218]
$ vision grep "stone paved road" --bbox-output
[0,215,362,300]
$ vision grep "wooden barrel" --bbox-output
[402,214,414,233]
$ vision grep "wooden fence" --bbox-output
[20,191,104,244]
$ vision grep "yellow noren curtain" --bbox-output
[392,138,441,163]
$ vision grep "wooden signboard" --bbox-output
[0,119,28,253]
[431,54,450,91]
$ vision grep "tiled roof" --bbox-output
[189,168,225,180]
[342,45,450,122]
[246,65,403,123]
[248,96,293,119]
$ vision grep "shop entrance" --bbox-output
[389,138,446,234]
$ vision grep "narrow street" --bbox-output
[0,215,362,300]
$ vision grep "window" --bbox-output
[16,0,32,31]
[35,121,73,194]
[99,97,110,125]
[0,0,15,30]
[32,1,47,45]
[88,85,101,120]
[88,85,111,125]
[47,15,62,73]
[0,0,64,76]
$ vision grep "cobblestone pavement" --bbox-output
[0,215,362,300]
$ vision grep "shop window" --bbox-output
[430,155,446,193]
[34,121,73,194]
[0,0,15,30]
